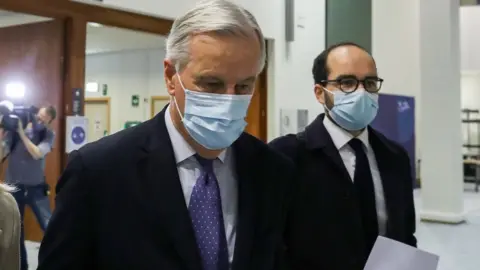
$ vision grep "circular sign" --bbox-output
[71,126,86,144]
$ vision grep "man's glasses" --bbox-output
[321,77,384,93]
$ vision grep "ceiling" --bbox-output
[86,23,165,54]
[0,10,165,55]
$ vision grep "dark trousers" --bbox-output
[12,184,52,270]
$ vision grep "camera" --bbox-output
[0,100,39,132]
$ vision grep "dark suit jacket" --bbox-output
[38,107,294,270]
[269,114,416,270]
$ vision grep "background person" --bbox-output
[270,42,416,270]
[0,105,56,270]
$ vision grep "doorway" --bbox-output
[245,64,268,142]
[85,97,110,143]
[150,96,170,118]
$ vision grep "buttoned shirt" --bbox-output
[164,106,238,264]
[323,116,388,235]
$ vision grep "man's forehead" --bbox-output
[186,33,262,78]
[327,45,376,70]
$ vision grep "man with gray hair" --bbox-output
[38,1,293,270]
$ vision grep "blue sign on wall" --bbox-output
[71,126,86,145]
[370,94,416,182]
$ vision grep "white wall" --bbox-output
[460,6,480,71]
[267,1,327,140]
[95,0,278,39]
[373,0,475,161]
[85,49,166,134]
[372,0,422,158]
[80,0,327,141]
[461,72,480,111]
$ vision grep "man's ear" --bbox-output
[164,59,177,96]
[314,84,325,104]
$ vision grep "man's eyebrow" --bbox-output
[334,74,357,80]
[240,76,256,83]
[194,75,257,83]
[334,74,379,80]
[194,75,223,82]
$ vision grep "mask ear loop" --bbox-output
[171,74,185,121]
[321,87,334,114]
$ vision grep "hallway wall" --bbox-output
[93,0,327,141]
[85,49,166,134]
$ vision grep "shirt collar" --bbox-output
[164,105,227,164]
[323,114,370,150]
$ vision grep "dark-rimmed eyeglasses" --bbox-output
[320,77,384,93]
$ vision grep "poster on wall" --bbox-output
[370,94,416,183]
[65,116,88,153]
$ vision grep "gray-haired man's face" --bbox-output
[164,31,262,116]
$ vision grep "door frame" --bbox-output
[85,97,111,135]
[150,96,170,118]
[0,0,172,35]
[256,61,268,141]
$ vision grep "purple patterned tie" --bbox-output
[189,155,229,270]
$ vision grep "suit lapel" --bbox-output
[304,114,352,183]
[368,128,402,236]
[231,134,257,270]
[137,107,202,270]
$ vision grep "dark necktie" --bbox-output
[188,155,229,270]
[348,138,379,254]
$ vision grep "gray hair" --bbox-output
[0,184,16,193]
[165,0,266,73]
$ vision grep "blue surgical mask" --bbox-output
[173,76,252,150]
[324,88,379,131]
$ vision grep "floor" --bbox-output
[415,187,480,270]
[25,187,480,270]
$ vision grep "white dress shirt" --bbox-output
[323,116,388,235]
[164,106,238,264]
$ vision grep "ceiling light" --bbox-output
[86,82,99,93]
[88,22,102,27]
[5,82,25,99]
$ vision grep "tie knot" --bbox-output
[348,138,364,153]
[195,154,215,171]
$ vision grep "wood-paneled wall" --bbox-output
[0,20,65,241]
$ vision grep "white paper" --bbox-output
[364,236,439,270]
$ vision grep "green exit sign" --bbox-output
[124,121,142,129]
[131,95,140,107]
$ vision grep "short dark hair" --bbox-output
[312,42,372,85]
[44,105,57,121]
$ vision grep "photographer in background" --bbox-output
[0,105,56,270]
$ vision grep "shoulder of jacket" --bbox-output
[0,189,20,247]
[268,133,302,157]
